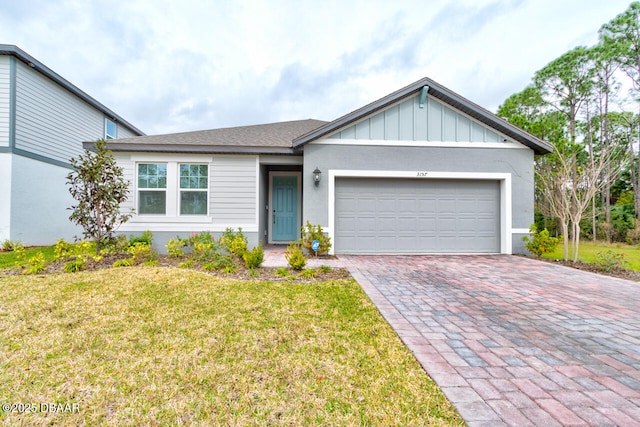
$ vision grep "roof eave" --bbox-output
[86,141,297,155]
[0,44,145,136]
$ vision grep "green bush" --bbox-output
[192,242,219,262]
[299,268,317,279]
[129,230,153,246]
[593,250,628,273]
[113,258,133,268]
[64,255,86,273]
[243,244,264,269]
[318,265,332,274]
[522,225,560,257]
[166,237,188,258]
[286,242,306,271]
[127,242,157,264]
[25,253,47,274]
[299,221,332,256]
[275,267,289,277]
[54,239,73,260]
[220,228,248,258]
[2,239,24,252]
[179,259,195,269]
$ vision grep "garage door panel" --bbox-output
[335,178,500,254]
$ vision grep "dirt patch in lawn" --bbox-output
[523,255,640,282]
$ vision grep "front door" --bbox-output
[270,173,300,242]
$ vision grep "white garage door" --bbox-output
[335,178,500,254]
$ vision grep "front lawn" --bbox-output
[0,268,463,426]
[542,240,640,271]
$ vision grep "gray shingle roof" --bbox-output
[102,119,327,154]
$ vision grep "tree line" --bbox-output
[498,2,640,261]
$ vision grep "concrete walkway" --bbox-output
[340,255,640,426]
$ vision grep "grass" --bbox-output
[0,267,463,426]
[0,246,56,269]
[542,240,640,271]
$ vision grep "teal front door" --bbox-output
[272,175,299,241]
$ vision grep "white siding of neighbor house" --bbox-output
[14,60,105,163]
[210,155,257,223]
[0,154,11,241]
[116,125,138,139]
[330,93,503,143]
[0,56,10,147]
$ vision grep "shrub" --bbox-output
[299,268,317,279]
[191,241,221,262]
[127,242,157,264]
[286,242,306,271]
[64,255,86,273]
[275,267,289,277]
[202,262,217,272]
[248,268,259,278]
[179,259,195,269]
[2,240,24,252]
[54,239,74,260]
[243,244,264,269]
[129,230,153,246]
[222,263,238,274]
[318,265,332,274]
[24,253,47,274]
[166,237,188,258]
[220,228,248,258]
[299,221,332,256]
[593,250,628,273]
[113,258,133,268]
[522,225,559,257]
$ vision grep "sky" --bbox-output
[0,0,633,136]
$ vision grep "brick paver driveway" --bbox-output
[341,255,640,426]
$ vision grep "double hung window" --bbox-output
[179,164,209,215]
[137,163,167,214]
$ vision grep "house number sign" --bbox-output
[416,172,428,177]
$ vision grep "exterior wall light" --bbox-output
[313,167,322,186]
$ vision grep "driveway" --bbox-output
[341,255,640,426]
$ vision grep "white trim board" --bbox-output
[313,139,527,150]
[326,169,514,255]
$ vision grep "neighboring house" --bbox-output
[100,77,552,255]
[0,45,144,245]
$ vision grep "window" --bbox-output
[179,164,208,215]
[105,118,117,139]
[138,163,167,214]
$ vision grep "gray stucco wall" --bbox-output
[302,143,535,254]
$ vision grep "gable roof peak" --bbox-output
[293,77,553,154]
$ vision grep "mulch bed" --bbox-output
[1,253,352,283]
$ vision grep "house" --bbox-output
[0,45,144,245]
[99,78,552,255]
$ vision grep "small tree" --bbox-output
[66,139,132,254]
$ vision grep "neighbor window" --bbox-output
[105,118,117,139]
[179,164,208,215]
[138,163,167,214]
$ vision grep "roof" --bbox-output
[0,44,145,136]
[292,77,553,155]
[98,119,327,154]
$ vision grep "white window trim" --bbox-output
[136,162,168,216]
[326,169,513,255]
[178,163,210,216]
[105,118,117,139]
[135,161,210,219]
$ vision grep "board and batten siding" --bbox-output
[210,156,257,223]
[14,61,104,164]
[0,56,10,147]
[330,93,503,143]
